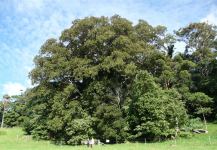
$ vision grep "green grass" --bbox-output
[0,124,217,150]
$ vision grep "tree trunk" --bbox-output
[1,106,4,128]
[202,112,208,131]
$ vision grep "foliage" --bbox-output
[183,118,204,132]
[3,95,27,127]
[23,15,177,144]
[3,16,217,145]
[128,71,187,140]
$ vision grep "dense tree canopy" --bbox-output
[2,15,217,145]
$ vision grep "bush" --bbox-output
[183,118,204,132]
[179,131,192,138]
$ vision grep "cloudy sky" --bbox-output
[0,0,217,97]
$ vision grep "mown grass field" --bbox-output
[0,124,217,150]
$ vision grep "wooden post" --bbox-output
[174,117,179,146]
[175,117,179,138]
[209,136,211,145]
[202,112,208,131]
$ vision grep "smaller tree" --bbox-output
[4,95,27,127]
[128,71,187,141]
[184,92,213,130]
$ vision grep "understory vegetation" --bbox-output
[1,15,217,145]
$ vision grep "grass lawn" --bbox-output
[0,123,217,150]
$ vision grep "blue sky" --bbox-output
[0,0,217,97]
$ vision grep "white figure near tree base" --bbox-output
[89,138,94,148]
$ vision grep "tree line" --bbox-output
[1,15,217,145]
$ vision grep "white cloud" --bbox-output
[201,8,217,25]
[2,82,26,96]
